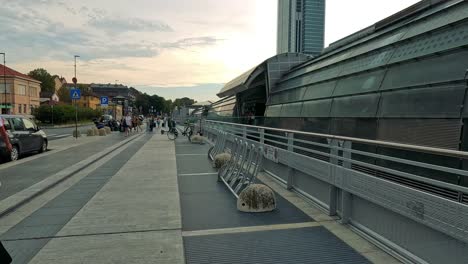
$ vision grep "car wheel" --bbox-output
[9,145,19,161]
[39,140,47,153]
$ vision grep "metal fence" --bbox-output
[204,119,468,264]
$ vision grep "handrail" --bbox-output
[206,119,468,159]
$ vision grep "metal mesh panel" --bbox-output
[377,119,462,149]
[378,85,466,118]
[280,102,303,117]
[330,118,378,139]
[301,99,332,117]
[333,69,385,97]
[330,94,380,118]
[302,80,336,100]
[390,21,468,64]
[381,49,468,90]
[265,105,282,117]
[339,48,395,76]
[402,2,468,40]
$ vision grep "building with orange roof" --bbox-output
[0,64,41,115]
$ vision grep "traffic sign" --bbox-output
[70,89,81,100]
[100,96,109,107]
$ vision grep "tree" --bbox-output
[173,97,195,108]
[57,86,71,103]
[28,68,55,94]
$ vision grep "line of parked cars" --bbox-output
[0,115,48,162]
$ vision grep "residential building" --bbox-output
[0,64,41,115]
[75,95,100,110]
[90,83,136,103]
[53,76,67,93]
[277,0,325,56]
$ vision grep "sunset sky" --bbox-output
[1,0,420,101]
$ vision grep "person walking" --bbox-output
[124,113,132,137]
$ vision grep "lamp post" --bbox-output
[0,53,6,114]
[74,55,80,139]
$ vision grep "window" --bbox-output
[24,104,27,113]
[23,118,36,131]
[17,84,27,95]
[0,83,12,93]
[29,87,37,97]
[10,117,25,131]
[3,119,11,131]
[18,104,22,113]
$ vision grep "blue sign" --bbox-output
[100,96,109,106]
[70,89,81,100]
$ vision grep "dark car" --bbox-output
[0,115,48,161]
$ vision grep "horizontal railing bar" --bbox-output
[336,146,468,177]
[207,120,468,159]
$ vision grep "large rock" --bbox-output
[237,184,276,213]
[93,128,99,135]
[98,128,107,136]
[87,129,95,136]
[191,135,205,144]
[105,126,111,134]
[214,153,231,169]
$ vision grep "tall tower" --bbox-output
[277,0,325,56]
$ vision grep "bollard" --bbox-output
[214,153,231,169]
[98,128,107,136]
[237,184,276,213]
[191,135,205,144]
[72,130,81,138]
[87,129,95,137]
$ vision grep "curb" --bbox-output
[41,123,94,129]
[0,133,145,218]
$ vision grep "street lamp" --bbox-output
[0,53,6,114]
[74,55,80,139]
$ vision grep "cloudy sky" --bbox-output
[1,0,420,101]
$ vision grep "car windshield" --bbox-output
[0,1,466,264]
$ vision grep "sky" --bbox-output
[0,0,420,102]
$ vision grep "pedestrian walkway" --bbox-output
[1,133,398,263]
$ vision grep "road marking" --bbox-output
[53,134,70,138]
[47,134,58,137]
[178,172,217,176]
[176,154,207,156]
[182,222,319,237]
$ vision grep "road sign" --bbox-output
[100,96,109,107]
[70,89,81,100]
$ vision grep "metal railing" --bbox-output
[204,119,468,249]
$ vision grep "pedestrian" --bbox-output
[156,117,161,128]
[149,115,155,132]
[124,113,132,137]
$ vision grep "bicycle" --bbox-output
[166,120,194,141]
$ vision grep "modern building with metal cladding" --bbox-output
[210,0,468,189]
[214,0,468,149]
[277,0,325,56]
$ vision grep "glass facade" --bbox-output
[277,0,325,56]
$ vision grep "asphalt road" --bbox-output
[43,125,95,141]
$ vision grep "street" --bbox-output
[42,125,95,141]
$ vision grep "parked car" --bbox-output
[0,115,48,161]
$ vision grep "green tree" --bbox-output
[173,97,195,108]
[57,86,71,103]
[28,68,55,94]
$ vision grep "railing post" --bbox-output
[259,128,265,144]
[340,141,352,224]
[328,139,339,216]
[242,126,247,138]
[286,132,295,190]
